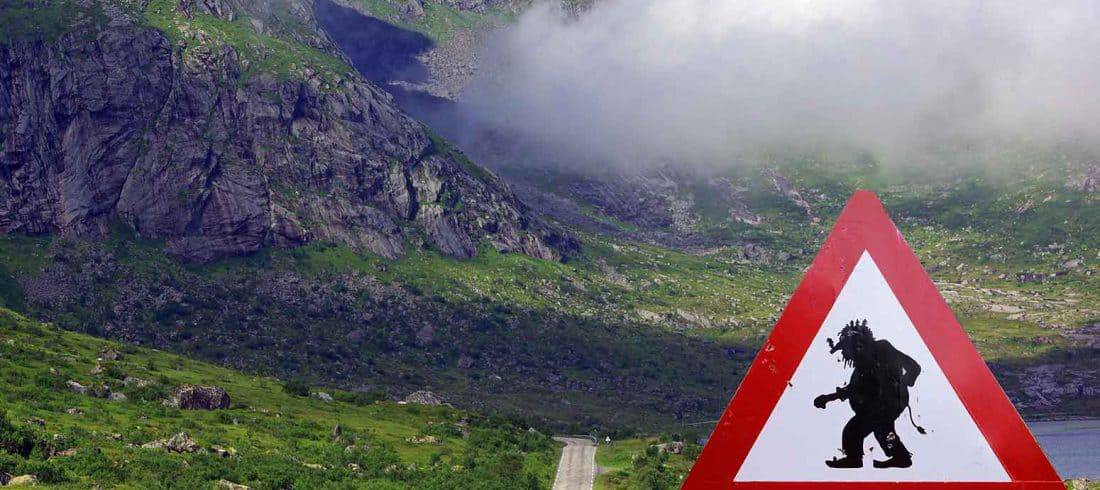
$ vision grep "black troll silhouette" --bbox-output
[814,319,925,469]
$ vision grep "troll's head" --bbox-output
[827,319,874,365]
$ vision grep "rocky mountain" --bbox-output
[0,0,573,263]
[0,0,735,430]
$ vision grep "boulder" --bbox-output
[142,432,201,453]
[7,474,39,486]
[403,390,442,405]
[168,385,230,410]
[89,385,112,399]
[406,435,439,445]
[313,391,333,402]
[99,346,120,361]
[122,376,149,387]
[66,380,87,394]
[210,445,237,458]
[52,448,78,458]
[216,480,250,490]
[108,392,129,402]
[654,441,684,454]
[1016,272,1045,283]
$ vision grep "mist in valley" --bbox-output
[454,0,1100,172]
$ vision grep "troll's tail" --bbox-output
[906,405,927,435]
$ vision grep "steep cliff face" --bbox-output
[0,0,572,262]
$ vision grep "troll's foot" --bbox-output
[873,456,912,468]
[825,456,863,468]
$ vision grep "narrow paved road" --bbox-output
[552,437,597,490]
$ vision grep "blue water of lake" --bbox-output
[1030,419,1100,479]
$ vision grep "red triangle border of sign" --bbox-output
[683,190,1062,489]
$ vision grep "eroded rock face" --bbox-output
[0,3,572,263]
[764,168,814,220]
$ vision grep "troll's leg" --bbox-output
[872,421,912,468]
[826,416,872,468]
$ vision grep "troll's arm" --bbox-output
[813,385,850,408]
[897,349,921,387]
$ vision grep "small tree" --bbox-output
[282,378,310,397]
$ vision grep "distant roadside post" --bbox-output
[684,190,1062,489]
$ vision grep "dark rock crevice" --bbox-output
[402,159,420,221]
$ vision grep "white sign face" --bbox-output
[734,252,1009,482]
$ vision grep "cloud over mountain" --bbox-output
[459,0,1100,167]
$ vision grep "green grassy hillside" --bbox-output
[0,230,751,432]
[0,307,558,488]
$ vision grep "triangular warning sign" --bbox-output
[685,190,1062,489]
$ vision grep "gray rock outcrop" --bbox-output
[142,432,202,453]
[168,384,231,410]
[0,1,573,263]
